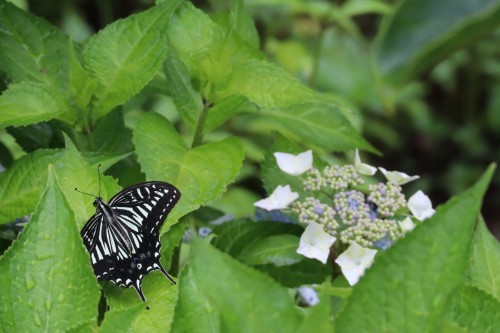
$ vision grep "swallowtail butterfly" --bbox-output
[78,177,180,308]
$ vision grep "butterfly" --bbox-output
[78,178,180,308]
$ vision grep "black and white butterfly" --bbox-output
[78,179,180,308]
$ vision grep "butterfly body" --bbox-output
[80,181,180,305]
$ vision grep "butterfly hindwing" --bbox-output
[80,181,180,303]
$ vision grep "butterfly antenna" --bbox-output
[97,164,102,197]
[74,188,97,198]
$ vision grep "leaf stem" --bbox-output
[191,99,212,148]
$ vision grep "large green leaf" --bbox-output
[0,143,122,225]
[214,60,321,107]
[466,218,500,301]
[133,112,244,228]
[238,234,302,267]
[161,45,202,130]
[105,272,178,332]
[167,1,216,82]
[0,167,100,332]
[376,0,500,83]
[334,165,495,332]
[99,305,143,333]
[211,220,331,287]
[260,102,376,153]
[0,81,69,128]
[167,1,263,90]
[445,284,500,333]
[212,219,303,258]
[171,238,304,333]
[82,0,181,120]
[0,1,72,92]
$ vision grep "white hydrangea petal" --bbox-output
[408,190,435,221]
[335,242,377,286]
[253,185,299,211]
[399,217,415,233]
[274,150,313,176]
[297,286,319,306]
[354,149,377,176]
[379,167,420,185]
[297,222,336,264]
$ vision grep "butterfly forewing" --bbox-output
[80,181,180,304]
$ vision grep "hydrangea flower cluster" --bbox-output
[303,165,364,191]
[254,149,435,286]
[292,152,426,249]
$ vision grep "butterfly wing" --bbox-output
[80,181,181,303]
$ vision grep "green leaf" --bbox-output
[171,238,304,333]
[341,0,393,16]
[211,219,303,258]
[0,81,69,128]
[69,41,97,112]
[467,217,500,301]
[334,165,495,333]
[0,144,122,225]
[0,1,71,92]
[296,283,334,333]
[207,187,260,218]
[167,2,216,82]
[255,259,333,288]
[162,44,202,130]
[105,272,178,332]
[160,220,187,269]
[214,0,260,49]
[211,220,331,287]
[6,121,63,153]
[0,149,63,223]
[92,109,133,153]
[445,284,500,333]
[203,95,256,134]
[239,234,302,266]
[82,0,181,120]
[376,0,500,83]
[0,167,100,332]
[167,2,262,89]
[260,102,376,153]
[98,305,143,333]
[214,60,320,107]
[133,112,244,228]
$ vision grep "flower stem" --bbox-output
[191,99,211,148]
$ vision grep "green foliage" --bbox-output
[0,168,100,332]
[212,220,332,287]
[171,238,304,333]
[0,0,498,331]
[334,165,494,332]
[377,0,500,83]
[0,82,69,128]
[466,218,500,301]
[0,1,72,91]
[445,284,500,333]
[133,112,244,227]
[0,144,122,224]
[82,0,181,120]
